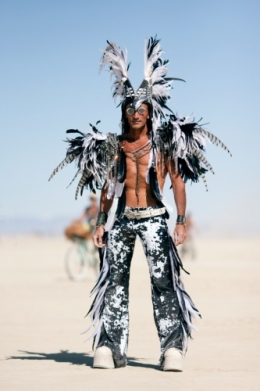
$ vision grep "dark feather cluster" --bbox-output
[155,115,231,189]
[49,124,118,199]
[178,157,207,184]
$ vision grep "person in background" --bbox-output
[65,194,99,240]
[76,194,99,235]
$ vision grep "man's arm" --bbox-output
[165,159,187,246]
[92,183,113,248]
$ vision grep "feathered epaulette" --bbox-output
[155,114,232,190]
[49,123,118,199]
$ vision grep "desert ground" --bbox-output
[1,234,260,391]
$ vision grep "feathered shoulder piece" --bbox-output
[155,115,232,190]
[49,123,119,199]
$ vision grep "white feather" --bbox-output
[100,42,129,102]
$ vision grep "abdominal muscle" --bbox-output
[124,152,167,208]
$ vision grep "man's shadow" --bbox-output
[7,350,158,370]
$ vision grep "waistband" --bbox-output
[124,206,166,220]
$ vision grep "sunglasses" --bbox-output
[126,107,147,115]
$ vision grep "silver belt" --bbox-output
[124,207,166,220]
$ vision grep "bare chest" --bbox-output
[121,140,151,176]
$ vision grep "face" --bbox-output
[125,103,149,131]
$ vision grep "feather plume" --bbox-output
[75,171,91,200]
[100,41,132,102]
[48,152,78,181]
[156,114,231,189]
[200,173,208,191]
[197,128,232,156]
[49,124,118,198]
[66,169,80,189]
[143,36,185,119]
[193,149,215,174]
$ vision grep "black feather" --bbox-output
[116,187,126,220]
[117,150,126,183]
[66,129,85,135]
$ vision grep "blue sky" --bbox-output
[1,0,260,235]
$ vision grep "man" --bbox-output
[49,36,230,372]
[93,104,186,248]
[92,102,189,371]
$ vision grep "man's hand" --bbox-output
[93,226,105,248]
[173,224,187,246]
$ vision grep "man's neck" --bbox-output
[125,124,149,141]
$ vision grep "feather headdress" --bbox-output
[100,36,184,121]
[49,36,231,198]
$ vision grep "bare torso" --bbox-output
[120,137,167,207]
[94,104,186,248]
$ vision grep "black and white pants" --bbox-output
[88,207,200,368]
[89,207,199,367]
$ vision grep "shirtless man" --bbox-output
[49,37,228,372]
[93,104,186,247]
[92,103,188,370]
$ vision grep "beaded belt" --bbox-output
[124,207,166,220]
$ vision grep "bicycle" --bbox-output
[65,236,99,281]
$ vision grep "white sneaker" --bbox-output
[163,348,183,372]
[93,346,115,369]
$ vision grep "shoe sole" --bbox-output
[93,349,115,369]
[163,354,183,372]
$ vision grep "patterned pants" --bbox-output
[96,207,184,368]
